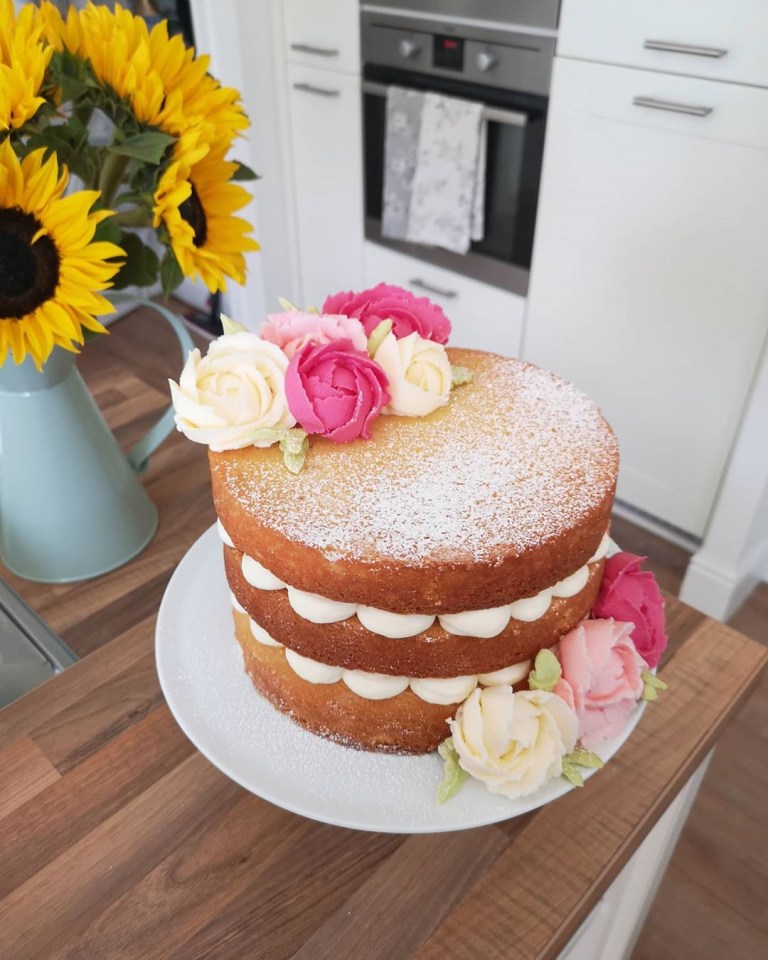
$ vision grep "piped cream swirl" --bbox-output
[240,609,532,703]
[219,521,611,641]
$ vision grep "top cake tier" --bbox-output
[210,349,618,613]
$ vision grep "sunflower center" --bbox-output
[179,184,208,248]
[0,208,60,319]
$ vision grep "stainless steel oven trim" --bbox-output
[360,4,559,39]
[365,219,530,297]
[362,80,528,126]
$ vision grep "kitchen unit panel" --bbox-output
[524,57,768,537]
[558,0,768,88]
[287,63,364,306]
[284,0,360,76]
[364,242,525,357]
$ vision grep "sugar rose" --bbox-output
[285,338,390,443]
[169,333,295,451]
[552,619,645,748]
[372,330,452,417]
[592,552,668,668]
[449,685,579,799]
[260,310,367,359]
[323,282,452,344]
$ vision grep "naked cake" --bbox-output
[170,283,667,798]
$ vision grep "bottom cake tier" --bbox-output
[233,609,532,754]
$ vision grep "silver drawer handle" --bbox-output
[644,39,728,59]
[290,43,339,57]
[410,278,458,299]
[293,82,341,98]
[633,96,713,118]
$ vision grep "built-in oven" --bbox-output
[361,2,559,296]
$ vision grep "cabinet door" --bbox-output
[287,64,364,306]
[524,58,768,537]
[284,0,360,76]
[364,242,525,357]
[558,0,768,89]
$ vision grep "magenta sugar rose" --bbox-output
[323,282,452,344]
[284,338,391,443]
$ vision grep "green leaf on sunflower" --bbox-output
[231,160,260,181]
[92,216,122,246]
[159,249,184,298]
[436,737,469,804]
[110,131,176,165]
[528,648,562,692]
[641,670,668,702]
[111,232,160,289]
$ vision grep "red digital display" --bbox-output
[433,34,464,71]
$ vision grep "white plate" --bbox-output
[156,525,646,833]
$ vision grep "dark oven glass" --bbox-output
[363,64,547,280]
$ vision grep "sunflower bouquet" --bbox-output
[0,0,257,370]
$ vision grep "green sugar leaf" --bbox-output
[280,429,309,475]
[277,297,299,312]
[221,314,250,335]
[642,670,668,701]
[566,746,604,770]
[561,759,584,788]
[366,318,393,357]
[528,648,562,692]
[451,365,474,388]
[436,737,469,804]
[249,427,285,446]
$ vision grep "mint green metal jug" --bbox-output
[0,297,194,583]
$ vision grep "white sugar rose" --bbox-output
[449,686,579,799]
[169,332,295,451]
[372,330,452,417]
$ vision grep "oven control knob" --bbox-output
[476,50,498,72]
[398,38,420,59]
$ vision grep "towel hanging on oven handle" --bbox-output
[361,81,528,128]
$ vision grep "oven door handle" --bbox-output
[361,81,528,128]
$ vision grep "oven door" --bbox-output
[362,64,547,296]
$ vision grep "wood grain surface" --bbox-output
[0,307,765,960]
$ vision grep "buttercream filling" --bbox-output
[217,520,612,640]
[240,610,532,703]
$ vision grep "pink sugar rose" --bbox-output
[592,552,668,668]
[259,310,367,359]
[552,619,646,748]
[285,338,390,443]
[323,283,452,344]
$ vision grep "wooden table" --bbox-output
[1,310,765,960]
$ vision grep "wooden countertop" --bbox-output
[1,308,766,960]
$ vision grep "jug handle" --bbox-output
[109,294,197,474]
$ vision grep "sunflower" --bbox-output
[153,130,258,293]
[39,1,247,145]
[0,0,54,132]
[0,140,124,370]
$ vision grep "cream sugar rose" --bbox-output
[168,282,669,803]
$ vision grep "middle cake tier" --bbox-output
[223,542,608,678]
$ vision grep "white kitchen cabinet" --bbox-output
[286,63,365,306]
[524,57,768,537]
[364,242,525,357]
[558,0,768,88]
[284,0,360,76]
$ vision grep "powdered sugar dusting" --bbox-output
[221,353,618,567]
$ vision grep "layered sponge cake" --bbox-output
[209,348,619,754]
